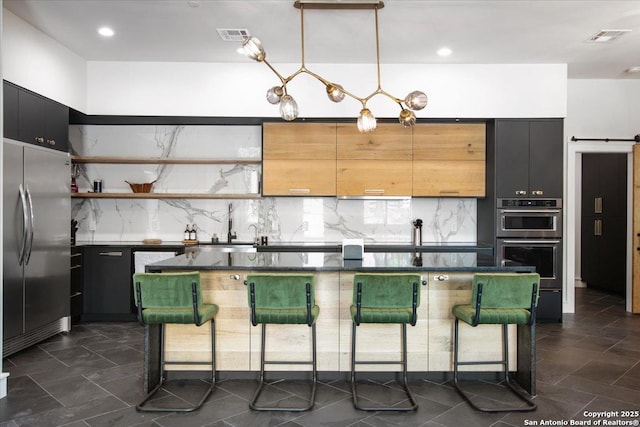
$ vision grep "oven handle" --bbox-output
[500,209,561,214]
[500,239,561,244]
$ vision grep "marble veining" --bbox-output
[70,125,478,244]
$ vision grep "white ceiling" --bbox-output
[3,0,640,79]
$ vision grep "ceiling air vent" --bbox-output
[217,29,250,42]
[588,29,631,43]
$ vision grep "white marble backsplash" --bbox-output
[70,125,477,244]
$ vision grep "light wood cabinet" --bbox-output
[337,123,413,197]
[337,160,413,197]
[337,123,413,160]
[262,122,337,196]
[412,123,486,197]
[262,121,487,198]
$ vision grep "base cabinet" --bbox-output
[70,246,83,323]
[536,289,562,323]
[82,246,135,321]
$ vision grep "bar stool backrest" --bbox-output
[245,274,317,326]
[472,273,540,309]
[467,272,540,326]
[133,272,206,325]
[353,273,421,309]
[352,273,421,326]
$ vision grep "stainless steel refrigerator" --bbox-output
[3,138,70,357]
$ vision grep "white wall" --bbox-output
[86,61,567,118]
[566,79,640,312]
[2,8,567,119]
[1,9,86,111]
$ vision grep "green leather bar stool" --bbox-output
[245,273,319,411]
[350,273,423,411]
[133,272,218,412]
[452,272,539,413]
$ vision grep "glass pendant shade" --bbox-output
[357,108,377,132]
[279,95,299,121]
[326,84,346,103]
[405,91,428,110]
[266,86,284,104]
[242,37,266,62]
[398,109,416,128]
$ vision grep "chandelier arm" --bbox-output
[378,88,405,105]
[263,59,290,84]
[374,7,382,90]
[242,1,426,131]
[300,5,306,68]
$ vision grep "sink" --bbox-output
[197,244,257,253]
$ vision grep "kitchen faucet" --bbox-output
[248,223,258,244]
[227,203,237,243]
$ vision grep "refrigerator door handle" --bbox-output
[24,184,35,265]
[18,184,29,265]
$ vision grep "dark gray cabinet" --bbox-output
[581,153,627,295]
[70,246,83,323]
[82,246,135,321]
[3,80,69,152]
[495,119,563,198]
[3,81,19,140]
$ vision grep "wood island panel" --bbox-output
[164,270,251,371]
[159,270,524,376]
[248,272,340,371]
[427,272,518,372]
[338,272,429,372]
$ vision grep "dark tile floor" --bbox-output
[2,287,640,427]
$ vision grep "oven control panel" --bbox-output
[498,198,562,208]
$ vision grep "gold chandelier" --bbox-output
[241,0,428,132]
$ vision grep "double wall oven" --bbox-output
[495,199,563,319]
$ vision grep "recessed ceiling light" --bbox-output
[97,27,115,37]
[187,0,200,7]
[588,29,631,42]
[437,47,452,57]
[626,66,640,73]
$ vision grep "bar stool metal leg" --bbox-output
[351,322,418,411]
[453,319,536,413]
[137,319,216,412]
[249,323,317,411]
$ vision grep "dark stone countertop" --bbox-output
[145,248,532,273]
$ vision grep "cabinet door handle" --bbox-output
[34,136,45,144]
[99,251,123,257]
[289,188,310,194]
[594,220,602,236]
[439,190,460,195]
[515,190,527,196]
[531,190,544,196]
[230,274,240,280]
[594,197,603,214]
[364,189,385,194]
[46,139,56,146]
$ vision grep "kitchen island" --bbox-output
[143,246,536,394]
